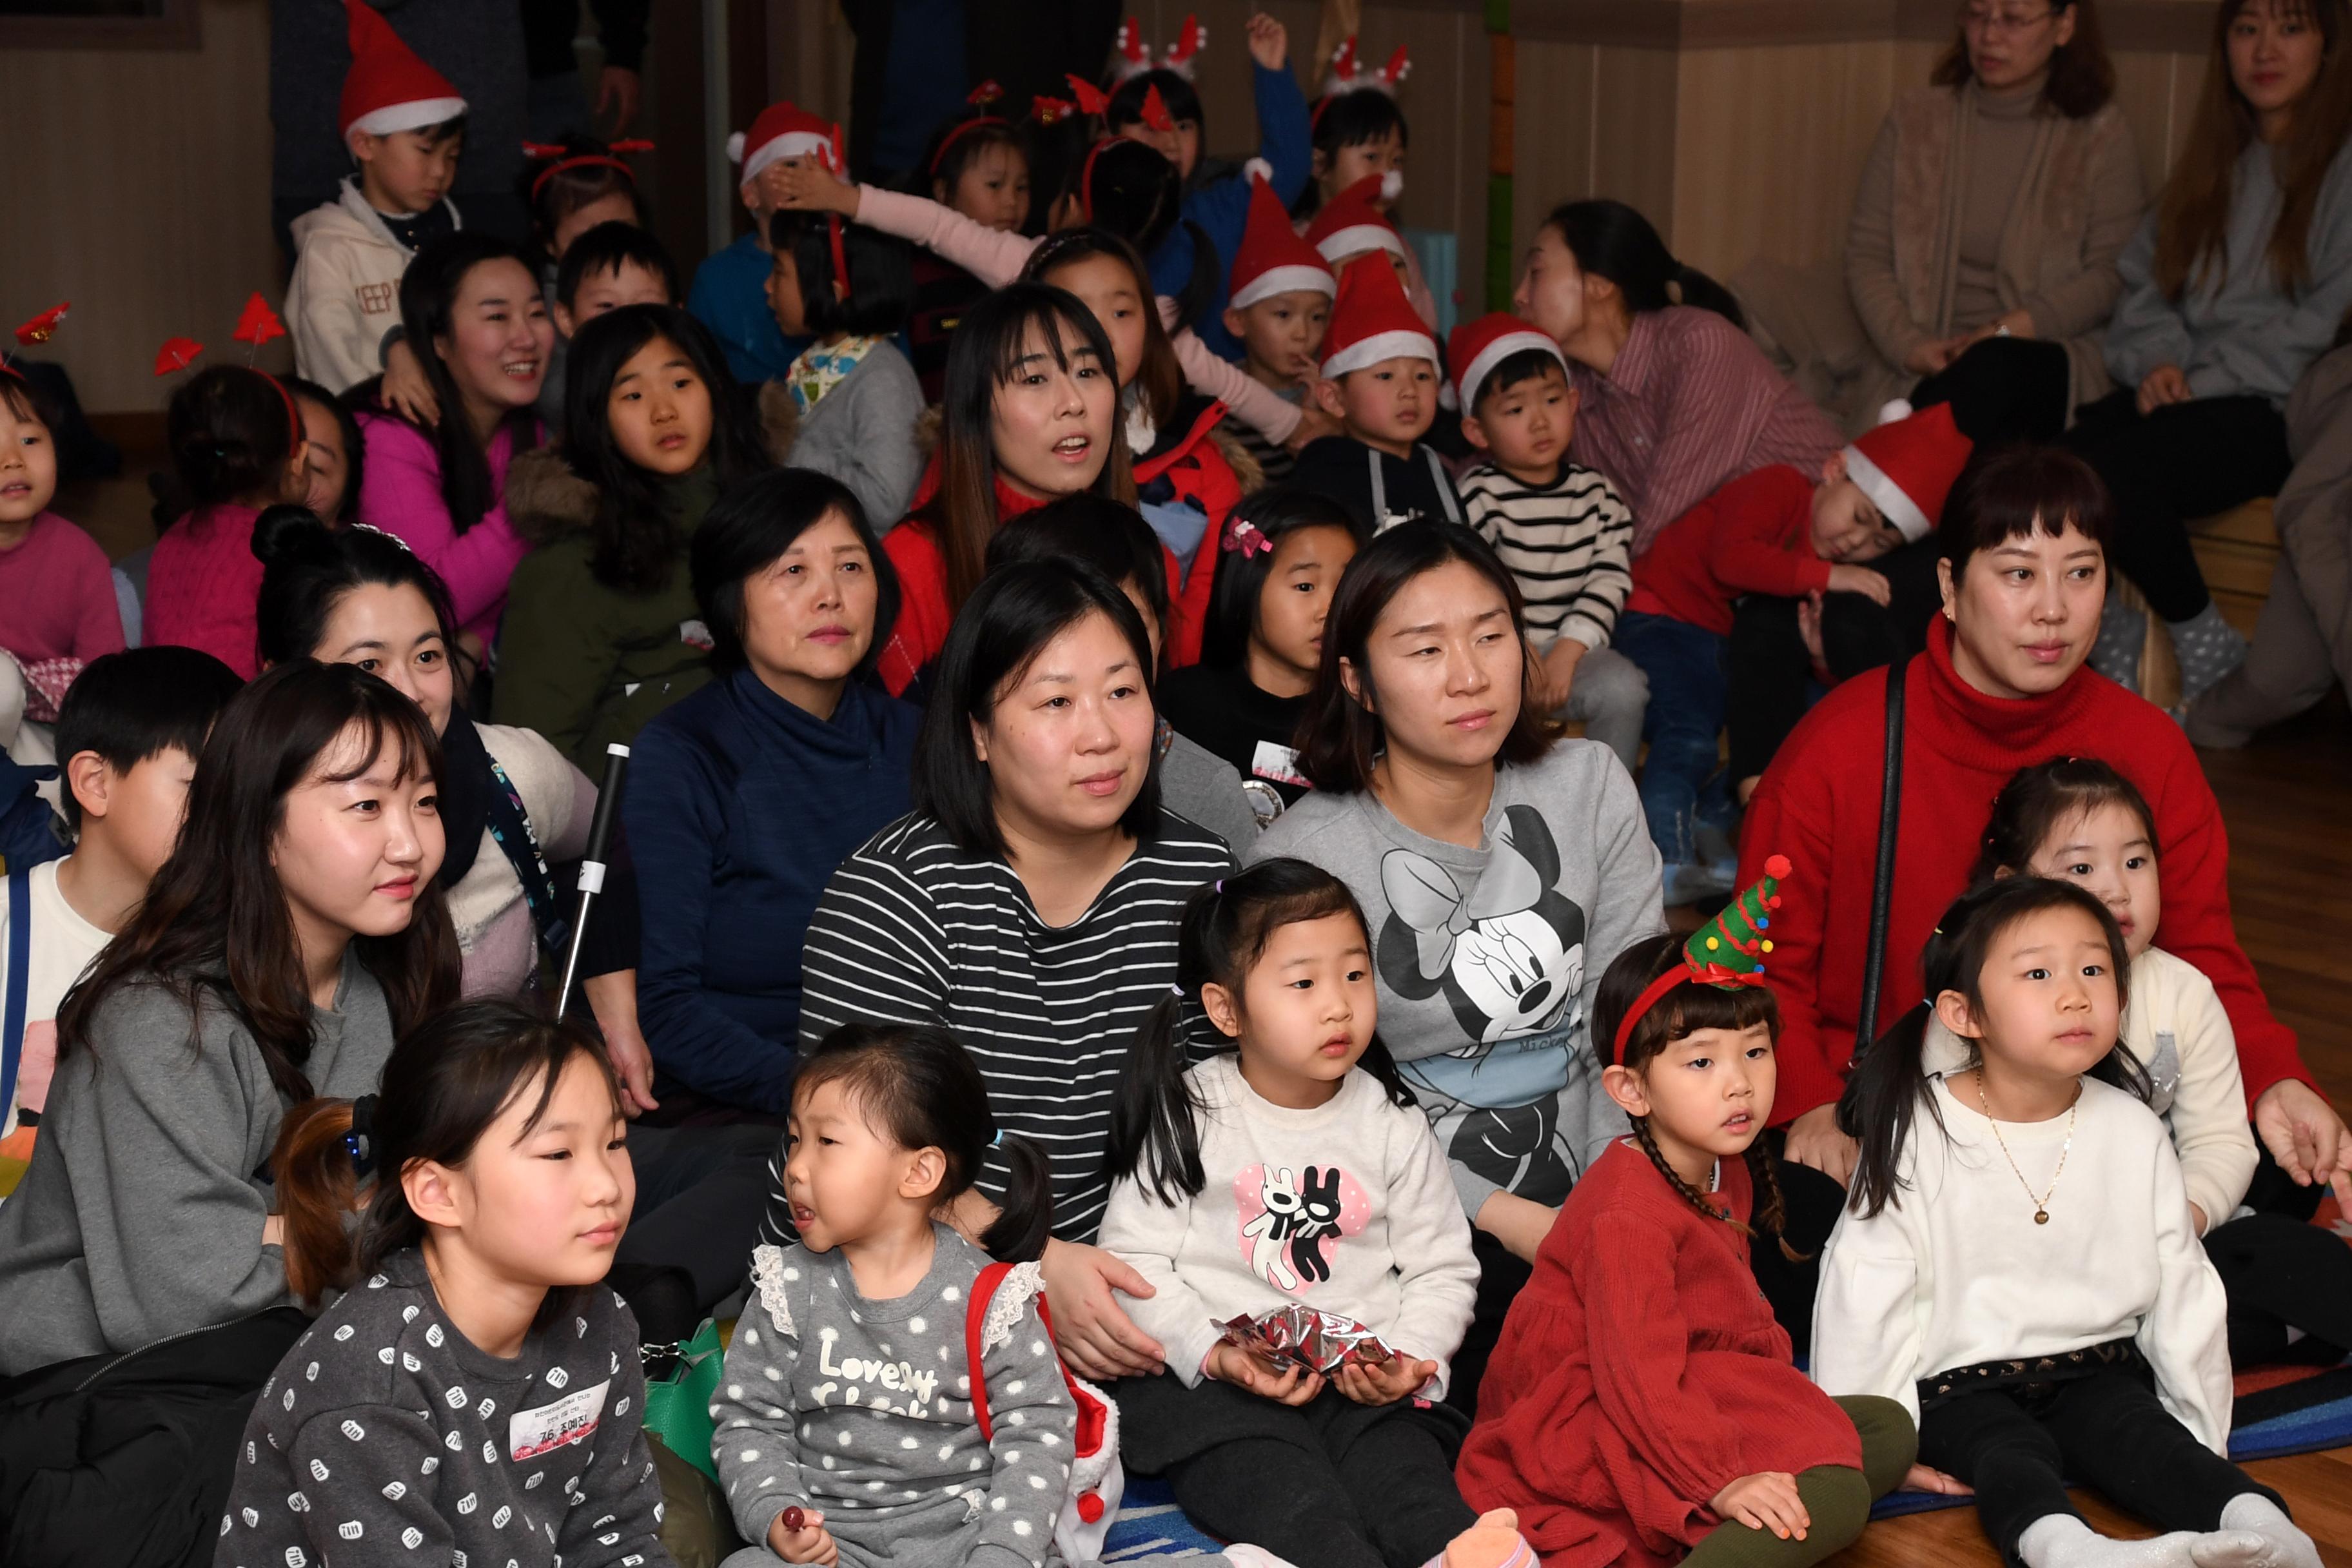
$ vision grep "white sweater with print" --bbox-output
[1097,1054,1479,1395]
[1810,1073,2232,1447]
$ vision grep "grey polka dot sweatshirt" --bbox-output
[712,1226,1078,1568]
[215,1246,670,1568]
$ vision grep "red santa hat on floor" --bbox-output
[338,0,466,149]
[729,101,844,189]
[1318,253,1437,379]
[1229,176,1335,310]
[1842,400,1974,544]
[1304,174,1407,265]
[1447,312,1566,413]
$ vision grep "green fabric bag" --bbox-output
[641,1318,725,1482]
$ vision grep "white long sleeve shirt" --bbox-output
[1811,1073,2232,1449]
[1097,1054,1479,1395]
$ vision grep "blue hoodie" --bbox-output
[1147,61,1313,361]
[625,665,919,1113]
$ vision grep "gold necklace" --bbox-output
[1974,1069,2077,1224]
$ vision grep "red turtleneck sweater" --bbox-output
[1739,616,2310,1124]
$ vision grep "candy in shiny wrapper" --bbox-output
[1215,1304,1395,1375]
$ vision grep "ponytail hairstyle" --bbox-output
[796,1022,1055,1262]
[1295,90,1410,220]
[273,998,620,1306]
[1972,756,2160,886]
[1542,199,1746,329]
[393,231,547,535]
[1837,877,2144,1219]
[1199,487,1364,671]
[1590,933,1801,1260]
[253,504,460,671]
[1023,226,1183,428]
[56,660,461,1105]
[166,365,304,513]
[1110,859,1415,1205]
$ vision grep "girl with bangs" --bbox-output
[874,282,1133,694]
[0,660,460,1375]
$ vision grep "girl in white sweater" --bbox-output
[1099,858,1530,1568]
[1813,877,2318,1568]
[1968,758,2352,1366]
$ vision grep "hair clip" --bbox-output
[990,1128,1005,1148]
[1221,518,1272,559]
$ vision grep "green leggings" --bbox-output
[1680,1395,1917,1568]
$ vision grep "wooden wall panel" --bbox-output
[1513,38,1599,266]
[2,0,283,414]
[1590,46,1680,242]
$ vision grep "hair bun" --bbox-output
[250,503,336,569]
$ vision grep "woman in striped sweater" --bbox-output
[796,557,1235,1382]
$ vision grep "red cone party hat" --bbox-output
[1305,175,1406,266]
[728,101,843,188]
[1842,402,1974,544]
[1229,177,1334,310]
[339,0,466,146]
[1447,313,1565,413]
[1318,253,1435,380]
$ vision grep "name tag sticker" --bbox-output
[508,1378,609,1462]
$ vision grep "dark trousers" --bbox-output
[1912,337,2073,448]
[1115,1373,1478,1568]
[609,1121,778,1342]
[2207,1209,2352,1366]
[1615,612,1733,864]
[1917,1366,2277,1566]
[2063,391,2293,622]
[1444,1226,1535,1425]
[1720,540,1943,786]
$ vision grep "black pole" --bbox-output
[558,743,630,1017]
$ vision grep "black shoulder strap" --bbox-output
[1853,654,1910,1067]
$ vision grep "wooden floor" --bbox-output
[1828,698,2352,1568]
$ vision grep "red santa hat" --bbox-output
[338,0,466,148]
[1304,174,1407,266]
[1229,176,1335,310]
[1447,312,1566,413]
[1842,400,1974,544]
[728,101,843,189]
[1319,253,1436,379]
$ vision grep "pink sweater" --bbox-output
[147,502,266,678]
[853,186,1304,446]
[354,413,537,643]
[0,512,124,665]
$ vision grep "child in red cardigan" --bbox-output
[1614,404,1972,904]
[1457,878,1917,1568]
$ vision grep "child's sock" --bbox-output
[2090,598,2146,691]
[2017,1513,2202,1568]
[2166,602,2249,707]
[1423,1509,1537,1568]
[2207,1493,2322,1568]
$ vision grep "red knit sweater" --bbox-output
[1739,616,2311,1124]
[1625,465,1832,637]
[146,502,265,679]
[1456,1140,1861,1568]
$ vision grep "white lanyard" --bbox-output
[1367,444,1462,529]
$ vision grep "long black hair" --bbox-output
[1591,934,1801,1259]
[253,505,460,671]
[691,466,899,678]
[393,231,547,535]
[1543,199,1745,329]
[1199,487,1364,671]
[797,1022,1056,1261]
[562,303,767,593]
[166,366,304,513]
[1108,859,1415,1205]
[1838,877,2146,1219]
[56,661,462,1104]
[768,211,916,338]
[273,999,620,1306]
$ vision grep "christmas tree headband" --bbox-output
[1609,855,1790,1064]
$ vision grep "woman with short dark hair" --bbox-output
[623,466,916,1122]
[797,557,1233,1380]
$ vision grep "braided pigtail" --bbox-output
[1743,1139,1810,1263]
[1630,1113,1727,1231]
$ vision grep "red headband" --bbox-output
[928,115,1010,177]
[1609,855,1792,1064]
[522,139,654,201]
[255,367,304,453]
[1075,138,1119,222]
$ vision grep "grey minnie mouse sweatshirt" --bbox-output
[216,1246,669,1568]
[1251,739,1665,1220]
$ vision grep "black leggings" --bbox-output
[1917,1366,2278,1566]
[2063,390,2293,622]
[1912,336,2073,448]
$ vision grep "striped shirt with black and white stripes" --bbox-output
[1459,458,1637,653]
[793,809,1234,1244]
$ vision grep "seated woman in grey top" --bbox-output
[0,661,461,1377]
